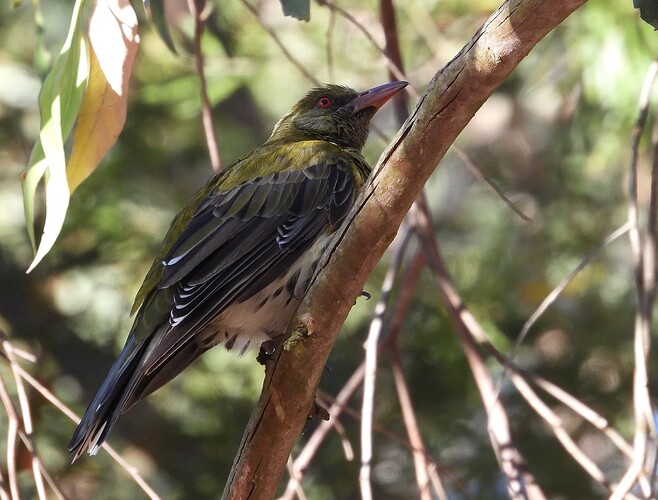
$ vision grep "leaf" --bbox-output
[634,0,658,29]
[279,0,310,21]
[20,145,48,254]
[144,0,177,53]
[22,0,89,272]
[67,0,140,193]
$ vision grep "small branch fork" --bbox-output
[0,330,161,500]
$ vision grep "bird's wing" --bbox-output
[127,149,360,393]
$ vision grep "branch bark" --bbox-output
[222,0,588,497]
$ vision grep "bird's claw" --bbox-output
[257,336,284,365]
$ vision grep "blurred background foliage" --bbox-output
[0,0,657,498]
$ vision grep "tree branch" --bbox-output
[222,0,588,497]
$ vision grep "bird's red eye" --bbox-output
[316,96,332,108]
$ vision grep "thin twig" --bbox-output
[379,246,445,500]
[431,285,644,488]
[239,0,320,85]
[360,225,414,500]
[315,0,417,98]
[0,372,21,500]
[314,392,354,461]
[501,222,631,386]
[649,77,658,500]
[526,373,634,460]
[319,389,472,498]
[0,358,65,499]
[379,0,409,124]
[411,197,544,499]
[453,146,531,221]
[3,340,47,500]
[187,0,222,171]
[285,456,307,500]
[9,361,162,499]
[389,343,435,500]
[325,6,336,82]
[0,436,8,500]
[611,58,658,500]
[511,372,634,496]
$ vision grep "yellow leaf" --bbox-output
[66,47,123,192]
[66,0,139,193]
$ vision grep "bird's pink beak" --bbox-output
[350,81,409,114]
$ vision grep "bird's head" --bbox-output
[268,81,408,151]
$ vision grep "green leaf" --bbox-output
[21,144,48,254]
[279,0,310,21]
[144,0,177,53]
[22,0,89,272]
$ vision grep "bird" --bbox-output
[68,80,409,461]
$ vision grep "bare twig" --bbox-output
[2,340,47,500]
[526,373,634,460]
[315,393,354,461]
[319,392,432,466]
[417,269,642,492]
[379,0,409,123]
[502,222,630,380]
[512,372,634,496]
[376,2,440,492]
[284,456,307,500]
[408,203,649,494]
[187,0,222,171]
[453,146,531,221]
[370,246,454,500]
[378,1,441,493]
[239,0,320,85]
[315,0,415,96]
[611,59,658,500]
[324,6,336,81]
[0,342,160,500]
[6,353,162,499]
[389,343,434,500]
[0,334,66,499]
[0,372,21,500]
[411,197,544,499]
[360,225,414,499]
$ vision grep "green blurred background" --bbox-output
[0,0,657,498]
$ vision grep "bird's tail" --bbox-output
[68,335,149,462]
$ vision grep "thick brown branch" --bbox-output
[222,0,588,497]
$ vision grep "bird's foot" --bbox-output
[257,335,285,365]
[358,289,371,302]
